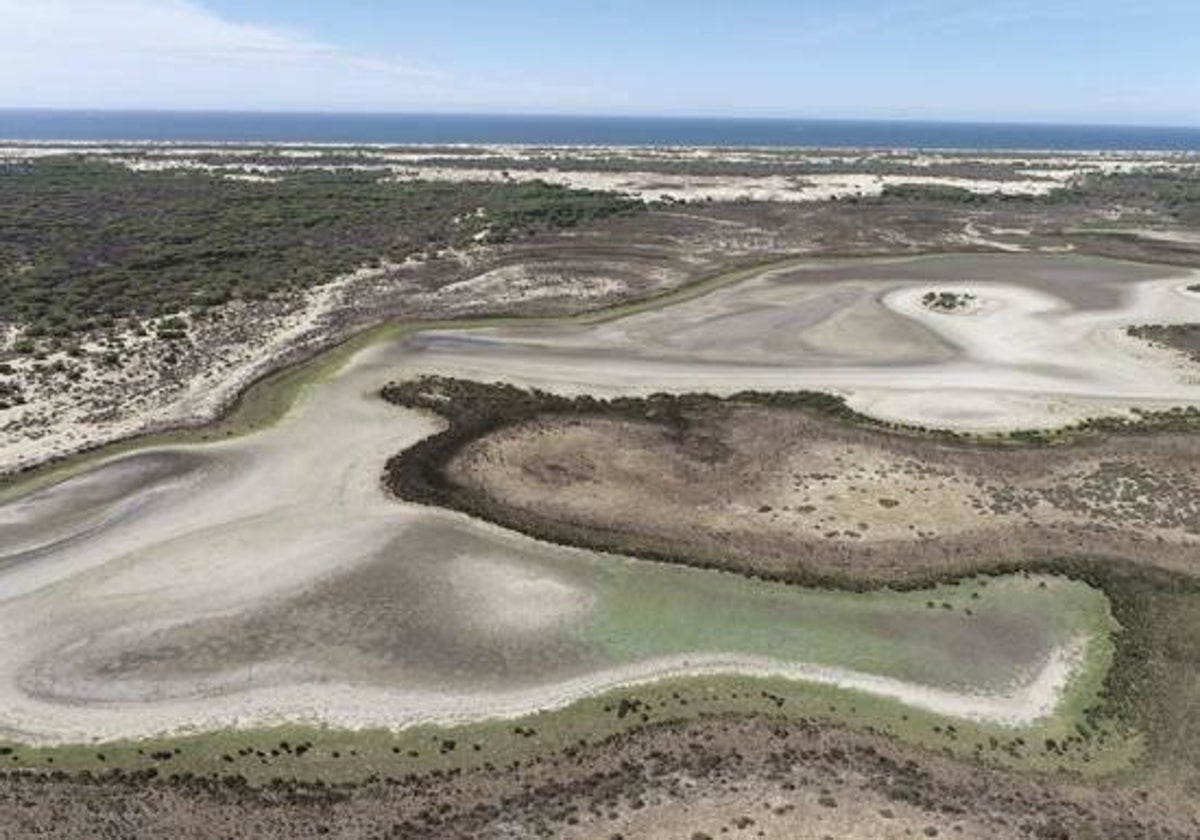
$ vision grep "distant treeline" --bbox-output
[111,149,1043,181]
[876,169,1200,223]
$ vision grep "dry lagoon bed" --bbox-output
[0,318,1110,743]
[396,253,1200,431]
[6,249,1200,836]
[3,253,1197,744]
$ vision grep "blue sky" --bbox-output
[2,0,1197,125]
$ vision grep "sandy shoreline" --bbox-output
[0,642,1087,746]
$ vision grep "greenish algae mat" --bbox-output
[575,561,1105,695]
[0,643,1134,786]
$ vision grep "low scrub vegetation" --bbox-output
[0,158,642,338]
[878,169,1200,224]
[381,376,869,514]
[1128,323,1200,364]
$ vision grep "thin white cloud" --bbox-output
[789,0,1108,51]
[0,0,440,109]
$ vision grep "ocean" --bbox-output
[1,110,1199,151]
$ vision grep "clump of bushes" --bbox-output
[1128,323,1200,365]
[0,379,24,409]
[921,291,976,312]
[156,316,189,341]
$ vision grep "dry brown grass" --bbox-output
[450,403,1200,583]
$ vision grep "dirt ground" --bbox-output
[449,403,1200,582]
[2,716,1193,840]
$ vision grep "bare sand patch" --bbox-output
[388,167,1070,203]
[447,553,595,634]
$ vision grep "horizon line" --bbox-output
[2,107,1199,132]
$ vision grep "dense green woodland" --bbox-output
[0,158,642,338]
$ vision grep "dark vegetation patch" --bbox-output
[878,169,1200,225]
[380,376,1200,786]
[0,377,24,410]
[1129,323,1200,365]
[921,290,976,311]
[876,183,993,204]
[1058,170,1200,226]
[0,158,641,337]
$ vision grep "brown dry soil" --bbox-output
[3,716,1195,840]
[438,395,1200,584]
